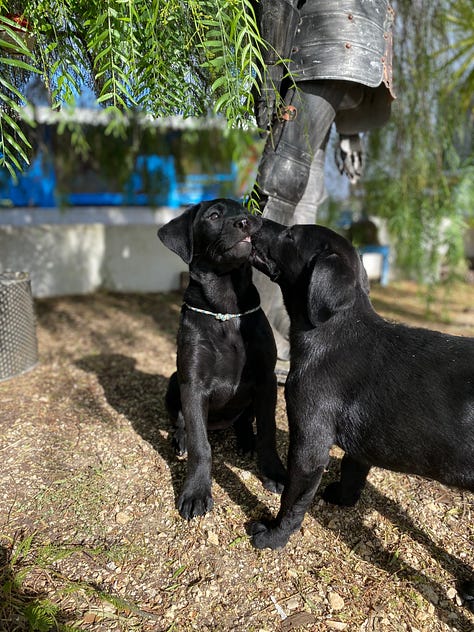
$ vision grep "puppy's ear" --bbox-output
[157,204,198,263]
[307,252,356,324]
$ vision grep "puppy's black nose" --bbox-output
[235,217,249,230]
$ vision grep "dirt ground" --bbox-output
[0,279,473,632]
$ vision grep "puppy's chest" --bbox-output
[193,328,255,409]
[179,322,252,377]
[208,327,248,373]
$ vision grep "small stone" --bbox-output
[328,592,345,611]
[281,612,316,631]
[326,621,347,630]
[286,596,299,610]
[115,511,132,524]
[446,587,457,600]
[207,531,219,546]
[83,612,98,624]
[422,586,439,605]
[164,605,177,619]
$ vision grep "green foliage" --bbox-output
[0,11,38,176]
[0,0,261,115]
[194,0,263,124]
[361,0,473,281]
[437,0,474,111]
[0,0,265,168]
[0,532,61,631]
[24,600,60,632]
[0,530,148,631]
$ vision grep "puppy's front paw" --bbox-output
[321,482,359,507]
[248,520,289,550]
[177,490,214,520]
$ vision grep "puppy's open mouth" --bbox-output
[223,234,252,254]
[230,235,251,248]
[250,243,280,281]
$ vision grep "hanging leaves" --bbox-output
[361,0,473,281]
[0,0,265,172]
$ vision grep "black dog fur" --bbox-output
[158,200,286,520]
[249,219,474,563]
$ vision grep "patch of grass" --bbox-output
[0,532,73,631]
[31,466,114,540]
[0,531,159,631]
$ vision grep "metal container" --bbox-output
[0,271,38,382]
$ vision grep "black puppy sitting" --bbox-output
[158,199,286,520]
[249,219,474,560]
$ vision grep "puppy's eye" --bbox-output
[208,212,220,221]
[284,231,294,241]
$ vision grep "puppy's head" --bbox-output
[158,198,261,269]
[251,219,369,325]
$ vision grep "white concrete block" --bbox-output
[0,224,105,297]
[102,225,186,292]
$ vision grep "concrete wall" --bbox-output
[0,207,187,297]
[102,225,186,293]
[0,223,104,297]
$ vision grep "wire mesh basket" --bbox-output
[0,271,38,382]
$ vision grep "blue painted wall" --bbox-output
[0,118,241,209]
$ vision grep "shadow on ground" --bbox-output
[75,353,277,521]
[311,461,474,630]
[36,291,181,350]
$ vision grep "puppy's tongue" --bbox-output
[242,235,251,243]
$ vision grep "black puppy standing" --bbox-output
[158,199,286,520]
[249,220,474,563]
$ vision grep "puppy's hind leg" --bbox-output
[233,408,256,457]
[173,411,187,457]
[254,375,287,494]
[165,372,187,457]
[321,454,371,506]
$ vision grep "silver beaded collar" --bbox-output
[183,303,261,322]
